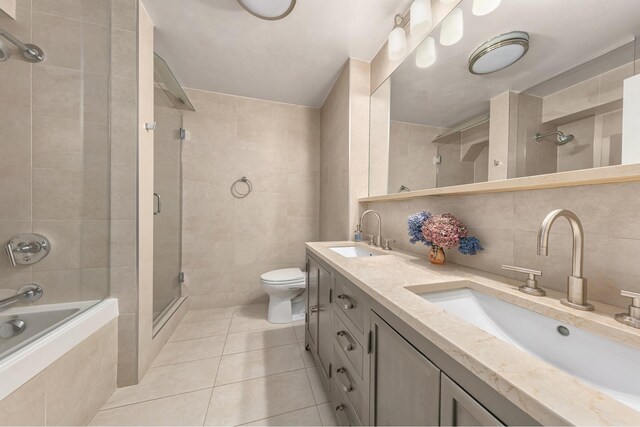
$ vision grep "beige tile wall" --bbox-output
[108,0,140,387]
[0,319,118,426]
[320,62,350,241]
[181,89,320,309]
[388,121,440,192]
[320,59,371,241]
[363,181,640,309]
[0,2,111,304]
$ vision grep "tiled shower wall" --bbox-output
[180,89,321,309]
[109,0,139,386]
[363,181,640,309]
[0,1,111,305]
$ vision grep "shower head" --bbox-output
[535,131,575,146]
[0,39,9,61]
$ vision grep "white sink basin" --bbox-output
[329,246,380,258]
[418,287,640,412]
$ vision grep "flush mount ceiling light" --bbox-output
[388,14,408,61]
[468,31,529,75]
[236,0,296,20]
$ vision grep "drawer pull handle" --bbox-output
[336,330,354,352]
[336,367,353,393]
[336,294,354,310]
[335,404,350,426]
[309,305,324,313]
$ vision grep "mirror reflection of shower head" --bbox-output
[535,131,575,146]
[0,39,9,61]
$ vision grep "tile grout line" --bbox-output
[203,304,235,426]
[99,386,215,412]
[213,366,310,389]
[235,403,321,427]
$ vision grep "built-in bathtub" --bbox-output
[0,298,118,401]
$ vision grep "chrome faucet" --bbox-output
[359,210,382,247]
[537,209,593,311]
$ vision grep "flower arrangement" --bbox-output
[407,211,483,264]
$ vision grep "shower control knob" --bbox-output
[0,319,26,338]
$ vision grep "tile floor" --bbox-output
[90,304,338,426]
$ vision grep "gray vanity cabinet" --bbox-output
[369,311,441,426]
[306,255,334,386]
[441,375,504,426]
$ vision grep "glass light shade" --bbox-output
[440,7,463,46]
[472,0,501,16]
[237,0,296,20]
[388,26,408,61]
[416,36,436,68]
[410,0,433,36]
[439,0,458,4]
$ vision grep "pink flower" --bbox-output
[421,214,468,249]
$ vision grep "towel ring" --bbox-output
[231,176,253,198]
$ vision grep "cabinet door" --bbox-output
[440,375,504,426]
[306,257,319,350]
[370,312,440,426]
[317,262,333,379]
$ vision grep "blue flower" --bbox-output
[408,211,432,246]
[458,236,483,255]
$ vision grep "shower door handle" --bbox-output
[153,193,161,215]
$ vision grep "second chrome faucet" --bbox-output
[537,209,594,311]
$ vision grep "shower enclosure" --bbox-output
[152,54,193,326]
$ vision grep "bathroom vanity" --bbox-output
[305,242,640,426]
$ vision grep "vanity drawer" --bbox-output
[332,383,361,426]
[333,311,364,378]
[333,347,367,424]
[334,275,365,336]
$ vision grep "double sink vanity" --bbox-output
[304,240,640,426]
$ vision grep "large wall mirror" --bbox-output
[369,0,640,197]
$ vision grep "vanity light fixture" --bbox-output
[468,31,529,75]
[236,0,296,20]
[438,0,458,4]
[472,0,501,16]
[410,0,433,36]
[416,36,436,68]
[388,14,408,61]
[439,7,463,46]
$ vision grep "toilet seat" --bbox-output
[260,268,305,283]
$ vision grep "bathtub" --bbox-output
[0,298,118,401]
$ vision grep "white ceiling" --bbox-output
[389,0,640,128]
[141,0,414,108]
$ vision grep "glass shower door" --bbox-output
[152,85,183,323]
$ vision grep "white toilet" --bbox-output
[260,268,306,324]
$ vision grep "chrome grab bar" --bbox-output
[0,284,43,309]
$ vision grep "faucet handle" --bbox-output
[501,265,545,296]
[365,234,375,245]
[615,290,640,329]
[381,238,395,251]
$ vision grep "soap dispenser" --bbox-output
[354,225,363,242]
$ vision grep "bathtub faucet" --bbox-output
[0,284,43,310]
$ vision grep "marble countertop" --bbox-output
[305,241,640,426]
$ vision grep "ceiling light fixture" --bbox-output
[388,14,408,61]
[468,31,529,75]
[472,0,502,16]
[236,0,296,20]
[439,7,463,46]
[416,36,436,68]
[410,0,433,36]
